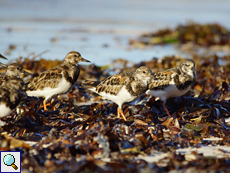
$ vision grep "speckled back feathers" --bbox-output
[148,59,196,91]
[27,51,90,92]
[83,66,152,97]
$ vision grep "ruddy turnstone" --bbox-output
[0,63,29,85]
[0,63,28,78]
[0,77,25,119]
[146,59,196,116]
[0,63,26,122]
[26,51,90,111]
[82,66,152,121]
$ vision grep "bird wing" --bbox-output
[148,70,176,90]
[96,74,130,95]
[83,73,130,96]
[82,80,101,88]
[27,68,63,91]
[0,87,10,103]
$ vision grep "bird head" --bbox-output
[180,59,196,75]
[64,51,90,65]
[4,63,30,78]
[135,66,152,82]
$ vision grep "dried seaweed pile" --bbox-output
[0,52,230,172]
[129,22,230,47]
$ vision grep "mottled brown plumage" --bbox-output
[83,66,152,121]
[26,51,90,111]
[146,59,196,116]
[0,63,28,83]
[0,63,26,120]
[1,77,24,109]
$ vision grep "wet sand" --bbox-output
[0,0,230,65]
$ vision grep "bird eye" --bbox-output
[143,71,146,73]
[74,55,77,57]
[17,67,20,70]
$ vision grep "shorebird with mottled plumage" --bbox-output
[83,66,152,121]
[0,63,27,123]
[26,51,90,111]
[146,59,196,116]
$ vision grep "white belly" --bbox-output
[27,77,72,100]
[146,85,191,102]
[91,86,137,108]
[0,103,13,118]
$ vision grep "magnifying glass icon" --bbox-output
[3,154,18,170]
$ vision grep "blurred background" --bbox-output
[0,0,230,65]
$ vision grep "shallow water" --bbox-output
[0,0,230,65]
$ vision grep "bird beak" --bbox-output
[20,70,32,78]
[80,57,91,63]
[0,54,7,60]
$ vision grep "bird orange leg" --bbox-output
[119,107,127,121]
[163,102,171,117]
[43,100,47,112]
[50,100,56,111]
[40,100,56,111]
[117,107,120,119]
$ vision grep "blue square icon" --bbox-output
[0,151,21,173]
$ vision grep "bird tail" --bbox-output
[81,80,100,89]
